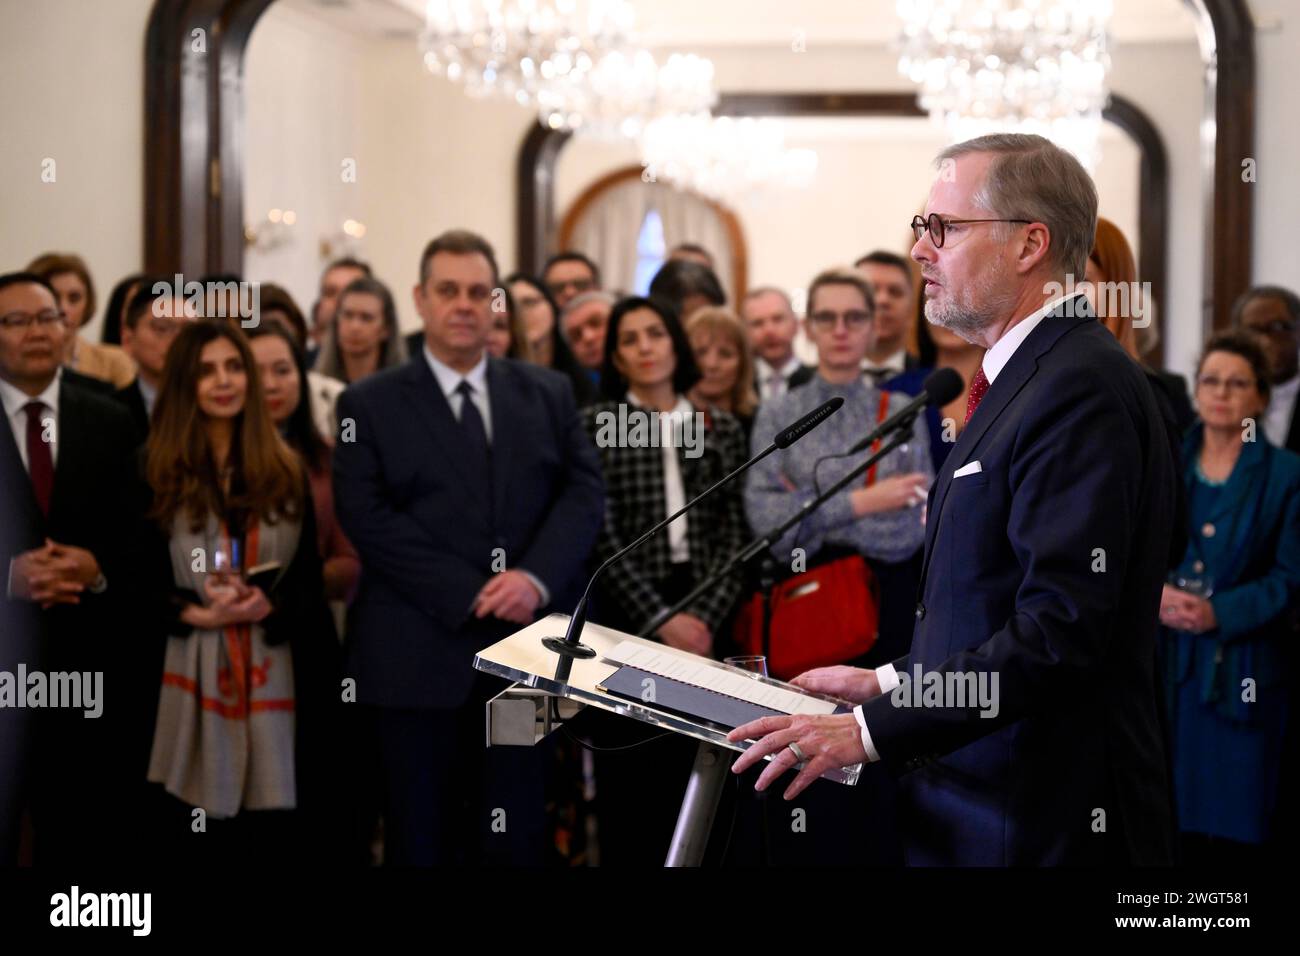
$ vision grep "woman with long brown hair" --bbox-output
[142,320,343,863]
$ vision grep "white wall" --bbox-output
[0,0,154,342]
[243,3,368,322]
[353,37,535,332]
[1247,0,1300,293]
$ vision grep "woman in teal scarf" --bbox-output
[1160,332,1300,861]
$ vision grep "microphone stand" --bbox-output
[636,427,916,639]
[544,438,782,682]
[543,398,845,683]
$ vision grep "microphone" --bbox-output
[845,367,963,455]
[774,396,841,448]
[543,397,844,667]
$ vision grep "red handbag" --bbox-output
[733,392,891,680]
[734,552,879,681]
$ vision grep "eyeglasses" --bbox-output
[910,213,1032,248]
[1196,374,1257,392]
[808,310,872,331]
[547,278,595,297]
[0,310,65,331]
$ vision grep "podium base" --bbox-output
[665,740,733,867]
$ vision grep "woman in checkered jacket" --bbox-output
[581,295,749,659]
[578,294,749,866]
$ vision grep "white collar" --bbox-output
[982,293,1079,385]
[1271,372,1300,402]
[625,391,693,417]
[865,348,907,372]
[423,345,488,399]
[0,368,62,421]
[758,353,802,383]
[138,376,158,410]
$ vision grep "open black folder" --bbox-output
[599,664,850,731]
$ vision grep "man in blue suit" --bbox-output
[730,134,1178,865]
[333,229,604,865]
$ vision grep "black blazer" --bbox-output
[0,376,148,862]
[858,296,1179,865]
[787,363,817,390]
[1285,390,1300,456]
[136,474,346,854]
[113,378,150,442]
[333,354,605,709]
[581,401,749,635]
[1146,368,1195,437]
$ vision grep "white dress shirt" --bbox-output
[863,348,904,385]
[853,293,1077,762]
[1264,372,1299,447]
[0,369,61,472]
[626,391,694,563]
[137,376,158,417]
[756,354,804,400]
[424,346,491,441]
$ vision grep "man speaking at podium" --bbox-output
[731,133,1178,866]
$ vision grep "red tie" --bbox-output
[964,367,990,425]
[24,401,54,516]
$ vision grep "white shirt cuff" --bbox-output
[852,664,901,764]
[519,570,550,608]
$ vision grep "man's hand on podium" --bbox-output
[727,713,868,801]
[789,665,882,705]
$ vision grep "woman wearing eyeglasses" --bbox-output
[745,268,933,666]
[1159,331,1300,864]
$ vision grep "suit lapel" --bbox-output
[400,356,486,498]
[49,381,90,522]
[1286,392,1300,455]
[0,404,42,540]
[485,358,522,522]
[917,297,1093,595]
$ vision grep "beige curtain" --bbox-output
[568,177,737,302]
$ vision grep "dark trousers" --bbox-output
[369,672,546,866]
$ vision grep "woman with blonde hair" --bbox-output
[27,252,136,387]
[685,306,758,440]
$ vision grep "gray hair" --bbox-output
[937,133,1098,280]
[561,289,617,320]
[742,286,794,312]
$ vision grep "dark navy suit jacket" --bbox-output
[333,354,604,710]
[858,296,1178,865]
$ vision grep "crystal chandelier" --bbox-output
[639,115,819,201]
[896,0,1112,166]
[536,49,716,139]
[420,0,636,107]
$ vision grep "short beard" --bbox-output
[924,265,1018,345]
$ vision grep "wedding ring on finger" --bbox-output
[787,742,807,764]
